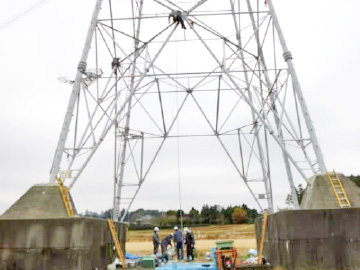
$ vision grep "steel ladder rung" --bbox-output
[107,219,126,268]
[327,170,352,208]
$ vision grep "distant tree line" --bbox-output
[349,175,360,187]
[285,175,360,207]
[81,204,260,226]
[285,184,306,206]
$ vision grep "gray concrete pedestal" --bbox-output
[0,184,127,270]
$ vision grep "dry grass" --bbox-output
[126,224,257,260]
[127,224,255,242]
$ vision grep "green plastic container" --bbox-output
[141,256,155,268]
[215,240,234,250]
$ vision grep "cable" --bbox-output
[175,31,184,230]
[0,0,52,32]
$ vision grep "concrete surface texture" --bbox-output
[0,184,127,269]
[256,208,360,270]
[0,184,76,219]
[300,173,360,209]
[0,217,127,270]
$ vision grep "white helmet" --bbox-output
[184,227,190,233]
[154,227,159,232]
[174,226,178,230]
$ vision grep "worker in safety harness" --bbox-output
[169,10,186,29]
[161,234,173,262]
[153,227,161,255]
[111,57,121,75]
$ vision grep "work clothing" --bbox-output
[111,57,120,75]
[161,235,173,262]
[185,230,195,260]
[173,229,184,260]
[153,232,160,254]
[169,10,186,29]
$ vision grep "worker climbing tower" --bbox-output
[49,0,326,220]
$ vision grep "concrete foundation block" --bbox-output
[0,218,127,270]
[256,208,360,269]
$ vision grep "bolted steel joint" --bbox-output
[78,61,87,74]
[283,51,293,62]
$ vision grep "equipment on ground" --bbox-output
[141,257,156,268]
[216,247,237,270]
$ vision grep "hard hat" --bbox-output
[154,227,159,232]
[174,226,178,230]
[184,227,189,233]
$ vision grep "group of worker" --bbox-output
[153,226,195,262]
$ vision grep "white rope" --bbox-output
[175,31,184,230]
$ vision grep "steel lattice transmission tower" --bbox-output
[49,0,326,220]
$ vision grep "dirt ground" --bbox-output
[126,224,257,260]
[126,239,256,257]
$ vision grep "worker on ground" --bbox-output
[169,10,186,29]
[161,234,173,262]
[184,227,195,261]
[153,227,161,255]
[173,226,184,260]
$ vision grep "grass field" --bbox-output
[126,224,257,260]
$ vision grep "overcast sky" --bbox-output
[1,0,360,216]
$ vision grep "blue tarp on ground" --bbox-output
[156,262,217,270]
[125,252,141,259]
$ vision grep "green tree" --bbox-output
[247,208,259,224]
[200,205,211,223]
[201,205,227,224]
[129,208,145,223]
[166,214,177,225]
[177,209,185,224]
[152,215,167,227]
[296,184,305,204]
[349,175,360,187]
[285,184,306,206]
[216,212,225,225]
[210,205,218,224]
[181,214,191,225]
[189,207,200,224]
[166,210,177,216]
[100,209,112,219]
[84,209,100,218]
[222,206,235,224]
[231,207,248,224]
